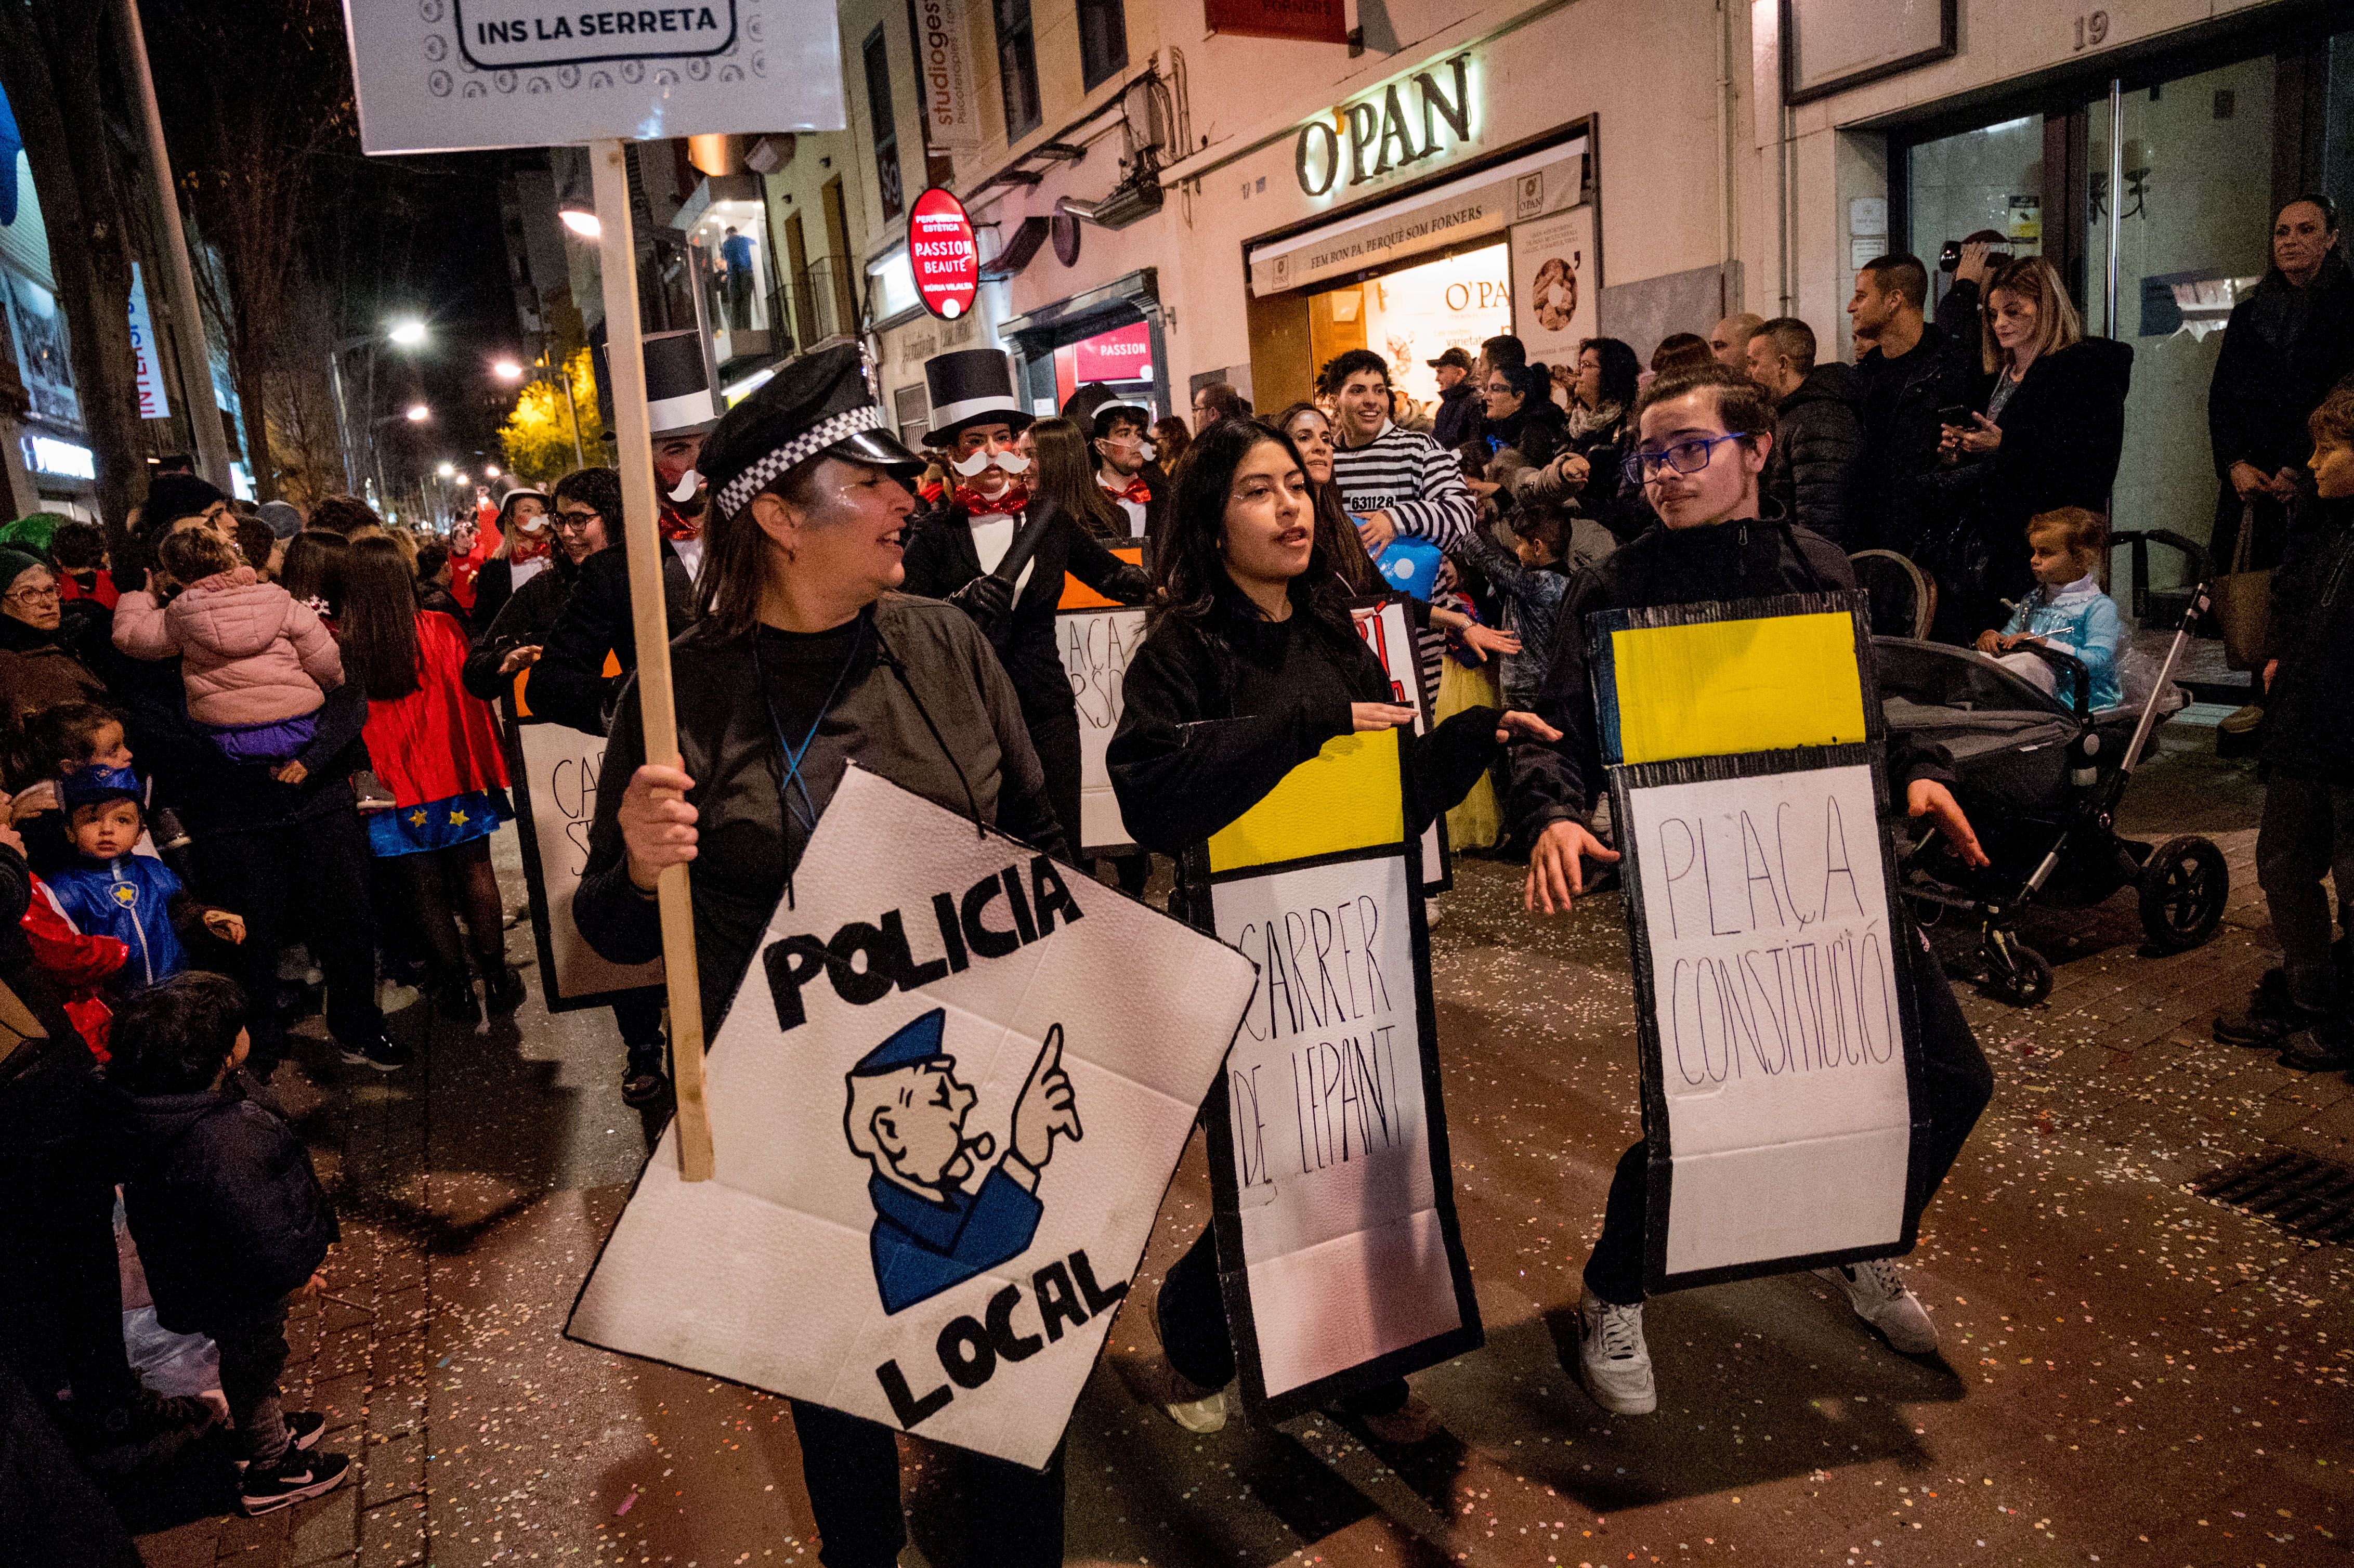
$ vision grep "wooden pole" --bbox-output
[588,137,714,1182]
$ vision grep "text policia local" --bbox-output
[760,854,1084,1031]
[877,1250,1129,1430]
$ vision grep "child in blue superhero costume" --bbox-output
[46,765,244,988]
[842,1009,1081,1314]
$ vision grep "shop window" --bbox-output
[995,0,1042,140]
[1904,114,2046,321]
[864,25,904,221]
[1078,0,1127,92]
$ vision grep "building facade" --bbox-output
[816,0,2349,572]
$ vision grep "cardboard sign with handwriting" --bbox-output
[568,765,1256,1467]
[1187,727,1482,1418]
[1590,593,1926,1291]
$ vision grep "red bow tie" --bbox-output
[658,507,701,543]
[1108,477,1152,506]
[508,533,553,564]
[954,484,1028,516]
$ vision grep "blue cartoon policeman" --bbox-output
[843,1009,1081,1314]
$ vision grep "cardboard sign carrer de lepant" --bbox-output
[1188,727,1483,1420]
[1587,592,1930,1295]
[567,765,1258,1468]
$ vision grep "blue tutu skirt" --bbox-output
[368,788,514,858]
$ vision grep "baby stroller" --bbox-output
[1873,533,2228,1007]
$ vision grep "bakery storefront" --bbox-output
[1238,55,1597,409]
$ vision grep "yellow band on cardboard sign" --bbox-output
[1208,728,1404,874]
[1609,611,1866,764]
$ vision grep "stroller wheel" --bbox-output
[1982,933,2054,1007]
[2138,835,2229,952]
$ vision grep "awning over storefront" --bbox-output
[1246,135,1586,297]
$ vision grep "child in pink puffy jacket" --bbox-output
[114,528,344,765]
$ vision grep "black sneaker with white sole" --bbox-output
[238,1447,351,1514]
[234,1411,327,1469]
[339,1033,412,1072]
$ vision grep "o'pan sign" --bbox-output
[1591,592,1928,1294]
[341,0,846,153]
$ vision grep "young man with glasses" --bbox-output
[1507,362,1994,1416]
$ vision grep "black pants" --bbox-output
[787,1399,1064,1568]
[1026,704,1083,865]
[1584,917,1994,1305]
[2256,773,2354,1014]
[191,810,383,1071]
[0,1038,131,1414]
[207,1299,291,1466]
[612,989,665,1056]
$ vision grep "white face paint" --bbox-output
[951,447,1030,477]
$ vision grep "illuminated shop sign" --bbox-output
[22,433,94,480]
[1293,53,1474,200]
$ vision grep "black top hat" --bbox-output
[701,343,922,519]
[1060,381,1148,433]
[644,330,720,438]
[922,349,1031,446]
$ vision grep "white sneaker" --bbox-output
[1814,1259,1939,1354]
[1574,1290,1655,1415]
[1162,1388,1228,1433]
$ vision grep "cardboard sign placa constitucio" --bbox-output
[341,0,847,154]
[568,766,1258,1467]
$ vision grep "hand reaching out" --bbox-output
[1524,819,1619,916]
[1908,778,1989,868]
[1458,623,1520,664]
[1352,702,1418,732]
[202,909,247,945]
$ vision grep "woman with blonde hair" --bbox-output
[1925,254,2133,642]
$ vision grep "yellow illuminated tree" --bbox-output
[498,349,604,489]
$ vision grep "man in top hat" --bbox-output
[642,330,723,578]
[1064,382,1161,541]
[903,349,1149,851]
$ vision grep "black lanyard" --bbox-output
[751,613,868,839]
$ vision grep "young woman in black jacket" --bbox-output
[1106,417,1557,1441]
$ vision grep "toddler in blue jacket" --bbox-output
[45,765,243,987]
[1975,506,2125,711]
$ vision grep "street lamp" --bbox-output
[437,461,455,477]
[388,317,427,347]
[406,402,430,422]
[559,204,601,239]
[485,464,501,479]
[492,359,524,382]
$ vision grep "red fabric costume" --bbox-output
[360,611,511,807]
[22,874,128,1060]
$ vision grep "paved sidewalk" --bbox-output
[126,738,2353,1567]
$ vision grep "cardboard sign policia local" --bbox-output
[567,766,1257,1468]
[1189,726,1482,1419]
[1590,593,1927,1293]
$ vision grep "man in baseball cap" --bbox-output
[1427,345,1481,450]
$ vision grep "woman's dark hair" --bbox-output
[414,539,451,582]
[233,516,275,573]
[1577,338,1643,412]
[1272,401,1378,597]
[695,454,827,638]
[551,466,623,537]
[2278,191,2339,231]
[305,495,383,536]
[278,530,349,615]
[337,536,423,700]
[1027,416,1126,539]
[1581,336,1638,409]
[0,699,121,793]
[1650,333,1714,374]
[107,972,249,1095]
[1153,417,1357,641]
[1150,416,1191,474]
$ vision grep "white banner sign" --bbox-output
[339,0,847,154]
[1621,763,1911,1278]
[1060,605,1144,856]
[509,712,665,1009]
[1352,599,1448,894]
[569,766,1257,1467]
[127,265,168,421]
[912,0,979,151]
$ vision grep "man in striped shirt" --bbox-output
[1325,348,1477,555]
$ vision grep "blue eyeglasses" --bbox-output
[1620,433,1748,488]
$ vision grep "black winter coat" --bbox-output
[461,556,581,704]
[117,1069,338,1332]
[1506,509,1957,846]
[2261,494,2354,780]
[899,500,1149,729]
[527,541,697,736]
[1933,336,2135,599]
[2208,255,2354,487]
[1764,362,1869,549]
[1853,322,1977,553]
[1430,379,1482,453]
[1107,584,1502,857]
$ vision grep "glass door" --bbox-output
[2083,59,2278,582]
[1906,113,2046,323]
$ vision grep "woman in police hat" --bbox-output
[900,347,1150,853]
[574,343,1071,1567]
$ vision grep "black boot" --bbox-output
[2278,1012,2353,1073]
[2214,969,2295,1046]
